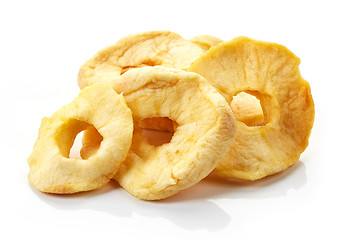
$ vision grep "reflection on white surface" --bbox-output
[31,181,231,231]
[31,161,306,232]
[167,161,307,201]
[133,198,231,231]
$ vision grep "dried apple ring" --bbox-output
[189,37,315,180]
[27,83,133,193]
[77,30,204,90]
[88,66,236,200]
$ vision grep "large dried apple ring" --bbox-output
[83,66,236,200]
[27,83,133,193]
[189,37,315,180]
[77,30,204,90]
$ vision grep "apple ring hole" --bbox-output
[231,91,271,127]
[55,119,103,159]
[139,117,177,147]
[69,130,84,159]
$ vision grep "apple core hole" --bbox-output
[231,91,266,127]
[139,117,177,147]
[55,119,103,159]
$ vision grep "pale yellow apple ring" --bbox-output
[105,67,236,200]
[27,83,133,193]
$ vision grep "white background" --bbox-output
[1,0,339,239]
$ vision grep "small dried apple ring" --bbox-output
[189,37,315,180]
[27,83,133,194]
[99,67,236,200]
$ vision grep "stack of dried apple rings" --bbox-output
[28,30,314,200]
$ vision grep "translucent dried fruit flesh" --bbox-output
[27,83,133,193]
[189,36,314,180]
[83,66,236,200]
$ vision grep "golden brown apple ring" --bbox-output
[77,30,204,90]
[83,66,236,200]
[189,37,314,180]
[27,83,133,193]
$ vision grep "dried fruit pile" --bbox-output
[28,31,314,200]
